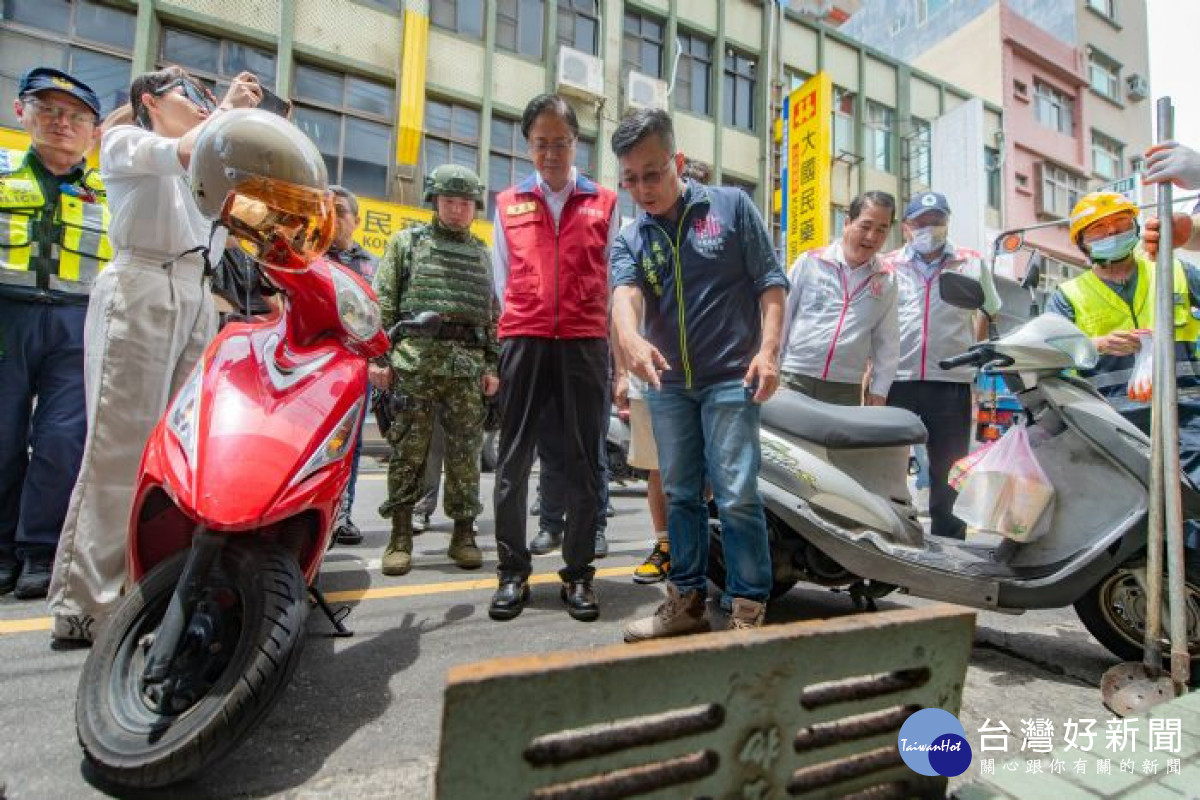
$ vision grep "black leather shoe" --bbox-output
[561,579,599,622]
[0,555,19,596]
[489,577,530,621]
[529,528,563,555]
[335,519,364,546]
[13,554,51,600]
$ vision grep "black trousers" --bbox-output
[493,337,608,581]
[887,381,973,539]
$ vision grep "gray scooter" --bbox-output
[710,273,1200,681]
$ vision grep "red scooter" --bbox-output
[75,233,388,789]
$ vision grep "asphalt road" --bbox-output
[0,462,1136,799]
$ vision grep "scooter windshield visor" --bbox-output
[221,187,335,269]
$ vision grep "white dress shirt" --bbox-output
[101,125,226,258]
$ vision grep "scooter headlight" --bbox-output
[1047,333,1099,370]
[167,365,203,467]
[331,265,381,342]
[293,398,363,485]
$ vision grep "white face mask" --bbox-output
[910,224,948,255]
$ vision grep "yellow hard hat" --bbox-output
[1068,191,1139,245]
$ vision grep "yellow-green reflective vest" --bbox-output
[1059,252,1200,342]
[0,147,112,297]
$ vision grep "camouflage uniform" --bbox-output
[373,189,498,572]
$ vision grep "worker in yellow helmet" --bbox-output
[1046,190,1200,548]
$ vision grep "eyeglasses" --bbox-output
[529,139,575,155]
[620,157,677,190]
[20,98,97,127]
[1081,214,1136,243]
[155,79,215,113]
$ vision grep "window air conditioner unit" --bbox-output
[1125,73,1149,102]
[556,46,604,101]
[626,71,668,111]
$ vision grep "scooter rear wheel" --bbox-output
[76,543,308,789]
[1073,550,1200,685]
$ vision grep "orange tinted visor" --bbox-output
[220,181,335,267]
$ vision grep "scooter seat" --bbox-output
[762,389,927,449]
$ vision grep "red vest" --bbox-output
[496,174,616,339]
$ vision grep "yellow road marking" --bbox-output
[0,565,637,636]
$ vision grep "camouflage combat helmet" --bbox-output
[424,164,485,209]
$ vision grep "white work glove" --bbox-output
[1144,141,1200,190]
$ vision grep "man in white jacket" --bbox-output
[883,191,987,540]
[781,191,898,406]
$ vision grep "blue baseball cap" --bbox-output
[904,191,951,220]
[18,67,102,117]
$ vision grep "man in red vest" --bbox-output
[488,94,619,623]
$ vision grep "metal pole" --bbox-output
[1152,97,1190,691]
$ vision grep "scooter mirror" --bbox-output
[997,232,1025,254]
[939,271,986,311]
[1021,251,1045,291]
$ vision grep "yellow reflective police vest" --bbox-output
[0,147,112,297]
[1059,252,1200,342]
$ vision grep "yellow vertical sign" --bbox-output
[782,72,832,268]
[395,2,431,166]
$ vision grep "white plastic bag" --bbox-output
[951,426,1055,542]
[1127,331,1153,403]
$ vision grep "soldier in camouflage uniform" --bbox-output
[369,164,499,576]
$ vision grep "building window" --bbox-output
[676,31,713,117]
[575,135,595,175]
[833,88,855,155]
[431,0,485,39]
[916,0,953,26]
[985,146,1001,209]
[557,0,598,56]
[1086,0,1116,20]
[723,49,756,131]
[497,0,545,59]
[1091,131,1124,181]
[487,116,533,216]
[866,101,894,173]
[1088,50,1121,102]
[618,187,638,221]
[1,0,135,125]
[832,206,848,237]
[1038,162,1085,217]
[907,117,931,187]
[622,11,664,79]
[291,64,394,199]
[420,98,480,182]
[1033,80,1074,136]
[1130,154,1145,175]
[160,27,277,90]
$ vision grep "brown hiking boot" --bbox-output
[729,598,766,630]
[447,519,483,569]
[381,510,413,576]
[622,583,710,643]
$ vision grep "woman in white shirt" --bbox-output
[48,67,261,644]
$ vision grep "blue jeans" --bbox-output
[646,379,771,602]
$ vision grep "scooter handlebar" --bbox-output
[938,350,987,370]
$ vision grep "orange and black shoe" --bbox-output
[632,540,670,584]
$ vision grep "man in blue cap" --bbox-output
[0,67,110,599]
[882,191,988,539]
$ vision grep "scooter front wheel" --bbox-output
[1073,550,1200,685]
[76,543,309,789]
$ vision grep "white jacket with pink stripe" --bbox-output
[781,241,899,397]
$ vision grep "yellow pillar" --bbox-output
[396,0,431,167]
